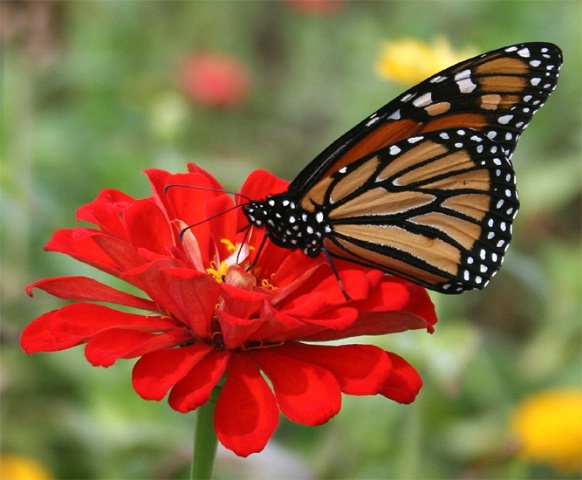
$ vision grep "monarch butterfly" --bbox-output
[242,42,563,294]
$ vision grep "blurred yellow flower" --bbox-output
[376,37,477,86]
[511,388,582,475]
[0,454,53,480]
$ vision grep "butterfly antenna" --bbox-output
[163,182,254,241]
[178,203,244,241]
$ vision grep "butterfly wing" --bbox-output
[320,128,519,293]
[289,42,562,213]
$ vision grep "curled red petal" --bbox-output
[26,276,156,311]
[85,328,192,367]
[21,303,176,353]
[380,352,423,404]
[276,342,392,395]
[169,349,229,412]
[215,353,279,457]
[133,343,214,400]
[76,188,135,236]
[251,348,341,426]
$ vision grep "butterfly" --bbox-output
[242,42,562,295]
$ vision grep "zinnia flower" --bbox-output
[376,37,477,86]
[21,164,437,457]
[511,388,582,475]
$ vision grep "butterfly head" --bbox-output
[243,194,331,258]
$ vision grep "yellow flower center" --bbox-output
[205,239,260,288]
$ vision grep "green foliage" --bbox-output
[2,1,580,479]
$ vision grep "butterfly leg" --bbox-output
[322,247,352,301]
[247,231,269,271]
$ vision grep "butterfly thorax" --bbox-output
[242,195,331,257]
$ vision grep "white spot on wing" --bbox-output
[388,110,401,120]
[455,69,477,93]
[413,92,433,107]
[389,145,401,155]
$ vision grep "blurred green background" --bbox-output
[1,1,580,479]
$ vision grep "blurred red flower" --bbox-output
[21,164,437,456]
[287,0,345,15]
[178,52,252,108]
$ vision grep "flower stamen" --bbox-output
[206,260,228,283]
[220,238,238,254]
[261,274,277,290]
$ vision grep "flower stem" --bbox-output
[191,389,220,480]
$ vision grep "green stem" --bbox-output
[191,388,220,480]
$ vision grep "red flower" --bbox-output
[21,164,437,457]
[287,0,345,15]
[178,52,252,108]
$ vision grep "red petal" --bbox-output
[305,311,432,341]
[85,328,192,367]
[91,233,149,272]
[21,312,59,353]
[124,199,174,254]
[360,277,437,328]
[26,276,156,311]
[276,342,392,395]
[147,167,224,222]
[280,298,358,330]
[380,352,423,404]
[21,303,176,353]
[205,195,239,256]
[133,343,214,400]
[301,278,436,342]
[169,349,229,412]
[76,189,135,236]
[219,283,264,319]
[147,168,229,263]
[289,266,372,303]
[46,228,143,276]
[254,247,319,292]
[215,353,279,457]
[122,263,220,337]
[217,310,266,349]
[251,348,341,426]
